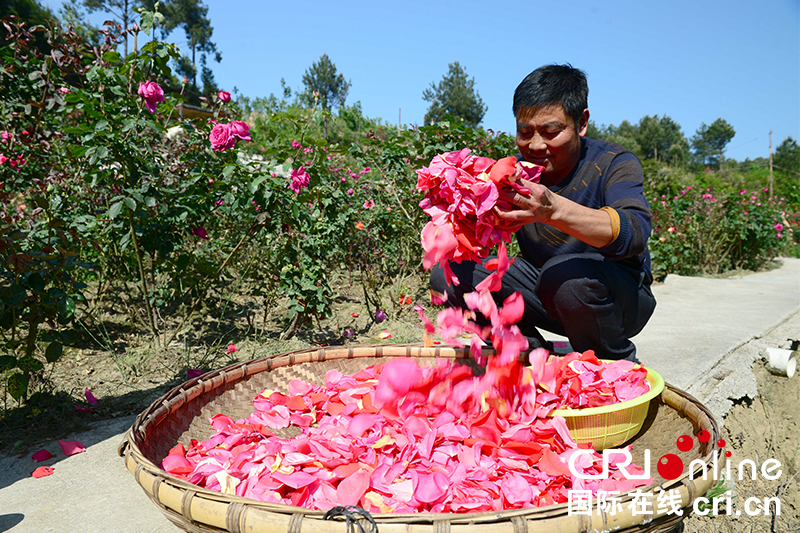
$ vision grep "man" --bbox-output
[430,64,655,362]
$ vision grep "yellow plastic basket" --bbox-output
[549,365,665,450]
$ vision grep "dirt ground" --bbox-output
[1,272,798,531]
[682,313,800,532]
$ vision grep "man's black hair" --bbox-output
[513,64,588,126]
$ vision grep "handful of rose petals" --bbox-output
[416,149,543,277]
[164,350,651,513]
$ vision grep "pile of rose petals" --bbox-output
[416,149,543,275]
[163,350,651,513]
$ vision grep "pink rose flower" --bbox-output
[291,140,302,149]
[1,131,10,143]
[229,121,251,141]
[209,123,236,151]
[137,81,165,114]
[0,154,7,165]
[289,166,310,193]
[218,90,231,103]
[191,227,209,239]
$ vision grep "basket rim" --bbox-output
[548,365,666,418]
[120,343,719,528]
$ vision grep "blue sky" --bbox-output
[46,0,799,162]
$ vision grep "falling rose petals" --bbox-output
[497,292,525,327]
[421,221,458,270]
[58,440,86,456]
[32,449,54,462]
[32,466,55,478]
[413,305,436,334]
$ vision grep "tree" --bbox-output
[1,0,54,26]
[82,0,138,56]
[601,120,642,159]
[161,0,220,89]
[422,61,486,127]
[635,115,688,165]
[692,118,735,168]
[301,54,351,139]
[1,0,56,49]
[58,0,101,46]
[199,52,217,96]
[774,137,800,181]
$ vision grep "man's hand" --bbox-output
[495,178,557,225]
[495,177,616,249]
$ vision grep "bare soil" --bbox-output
[682,314,800,532]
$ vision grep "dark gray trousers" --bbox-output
[430,253,656,362]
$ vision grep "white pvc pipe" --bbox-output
[766,347,797,378]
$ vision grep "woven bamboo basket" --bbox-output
[119,344,721,533]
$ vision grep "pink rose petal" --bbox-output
[413,472,449,503]
[272,470,317,489]
[336,470,370,506]
[58,440,85,456]
[32,449,54,462]
[84,388,98,405]
[32,466,55,478]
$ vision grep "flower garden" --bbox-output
[1,14,799,417]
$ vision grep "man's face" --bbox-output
[515,105,589,185]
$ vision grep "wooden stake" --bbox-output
[769,130,774,198]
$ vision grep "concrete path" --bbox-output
[1,258,798,532]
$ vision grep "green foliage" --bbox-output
[774,136,800,181]
[0,18,97,400]
[57,0,101,47]
[82,0,140,55]
[636,115,688,165]
[301,54,351,140]
[692,118,736,169]
[422,62,487,128]
[162,0,220,64]
[590,116,689,167]
[649,185,795,280]
[1,0,54,25]
[301,54,351,113]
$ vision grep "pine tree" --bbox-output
[422,62,486,127]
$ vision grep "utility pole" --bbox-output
[769,130,774,198]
